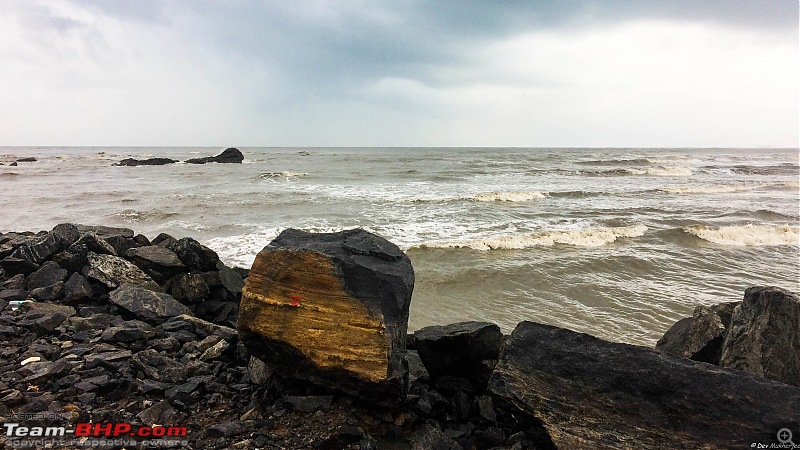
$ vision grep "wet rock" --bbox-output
[489,321,800,450]
[113,157,178,166]
[185,148,244,164]
[415,321,503,387]
[238,228,414,401]
[51,223,82,248]
[73,232,117,256]
[103,235,138,255]
[16,157,37,162]
[658,302,739,364]
[83,252,161,291]
[109,283,191,323]
[152,233,177,247]
[720,286,800,386]
[74,224,134,240]
[63,273,93,303]
[125,245,185,273]
[285,395,333,413]
[167,238,219,272]
[169,273,210,304]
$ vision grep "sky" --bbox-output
[0,0,797,148]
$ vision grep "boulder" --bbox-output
[488,321,800,449]
[167,238,219,272]
[63,273,93,303]
[0,257,39,275]
[113,157,178,166]
[185,148,244,164]
[415,321,503,388]
[74,225,134,239]
[83,252,161,291]
[217,262,245,295]
[109,283,191,323]
[169,273,210,304]
[719,286,800,386]
[26,261,68,290]
[16,302,76,333]
[10,231,62,264]
[30,281,64,301]
[125,245,185,273]
[238,228,414,401]
[656,302,738,364]
[73,232,118,255]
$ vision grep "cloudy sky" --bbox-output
[1,1,797,147]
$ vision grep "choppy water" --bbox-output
[1,147,798,345]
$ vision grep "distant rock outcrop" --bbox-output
[113,157,177,166]
[237,228,414,401]
[489,321,800,449]
[186,148,244,164]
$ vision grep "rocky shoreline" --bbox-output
[0,224,798,449]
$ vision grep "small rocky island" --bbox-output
[0,224,798,449]
[113,148,244,166]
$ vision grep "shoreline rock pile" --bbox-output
[1,224,798,449]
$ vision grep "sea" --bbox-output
[1,147,798,346]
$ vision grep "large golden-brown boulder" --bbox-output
[237,228,414,400]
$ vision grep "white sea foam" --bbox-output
[684,224,800,246]
[259,171,309,180]
[471,191,546,202]
[661,184,762,194]
[639,166,693,176]
[415,224,648,250]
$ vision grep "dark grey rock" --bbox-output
[83,252,161,291]
[488,321,800,450]
[113,157,178,166]
[475,395,496,422]
[10,231,61,263]
[2,274,26,290]
[317,426,365,450]
[0,288,28,302]
[74,224,134,239]
[152,233,177,247]
[26,261,67,290]
[16,302,76,332]
[415,321,503,387]
[720,286,800,386]
[109,283,191,323]
[169,314,237,341]
[0,257,39,275]
[185,148,244,164]
[131,349,186,383]
[100,321,153,342]
[169,273,209,304]
[16,157,37,162]
[285,395,333,413]
[656,302,739,364]
[63,273,93,303]
[51,223,81,248]
[136,400,177,425]
[73,232,117,256]
[29,281,64,301]
[125,245,184,272]
[407,350,429,384]
[206,421,245,438]
[217,262,244,294]
[247,356,273,385]
[411,423,461,450]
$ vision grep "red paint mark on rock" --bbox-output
[290,294,302,307]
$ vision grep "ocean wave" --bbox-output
[113,209,180,223]
[585,166,693,177]
[258,171,309,180]
[660,184,761,194]
[577,158,651,166]
[0,172,20,178]
[471,191,546,202]
[683,224,799,247]
[413,224,647,250]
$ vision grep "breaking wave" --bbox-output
[413,224,648,250]
[258,172,309,180]
[471,191,547,202]
[683,224,800,246]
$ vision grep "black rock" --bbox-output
[29,281,64,301]
[167,238,219,272]
[26,261,68,290]
[113,157,178,166]
[169,273,210,304]
[488,321,800,449]
[63,273,93,303]
[99,320,153,342]
[410,423,461,450]
[131,349,186,383]
[415,321,503,388]
[16,302,76,333]
[185,148,244,164]
[136,400,177,425]
[10,232,62,264]
[217,262,244,295]
[109,284,191,323]
[16,157,37,162]
[206,421,245,438]
[0,288,28,302]
[152,233,177,247]
[74,224,134,239]
[2,274,26,290]
[317,426,366,450]
[73,232,117,255]
[51,223,82,248]
[0,257,39,275]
